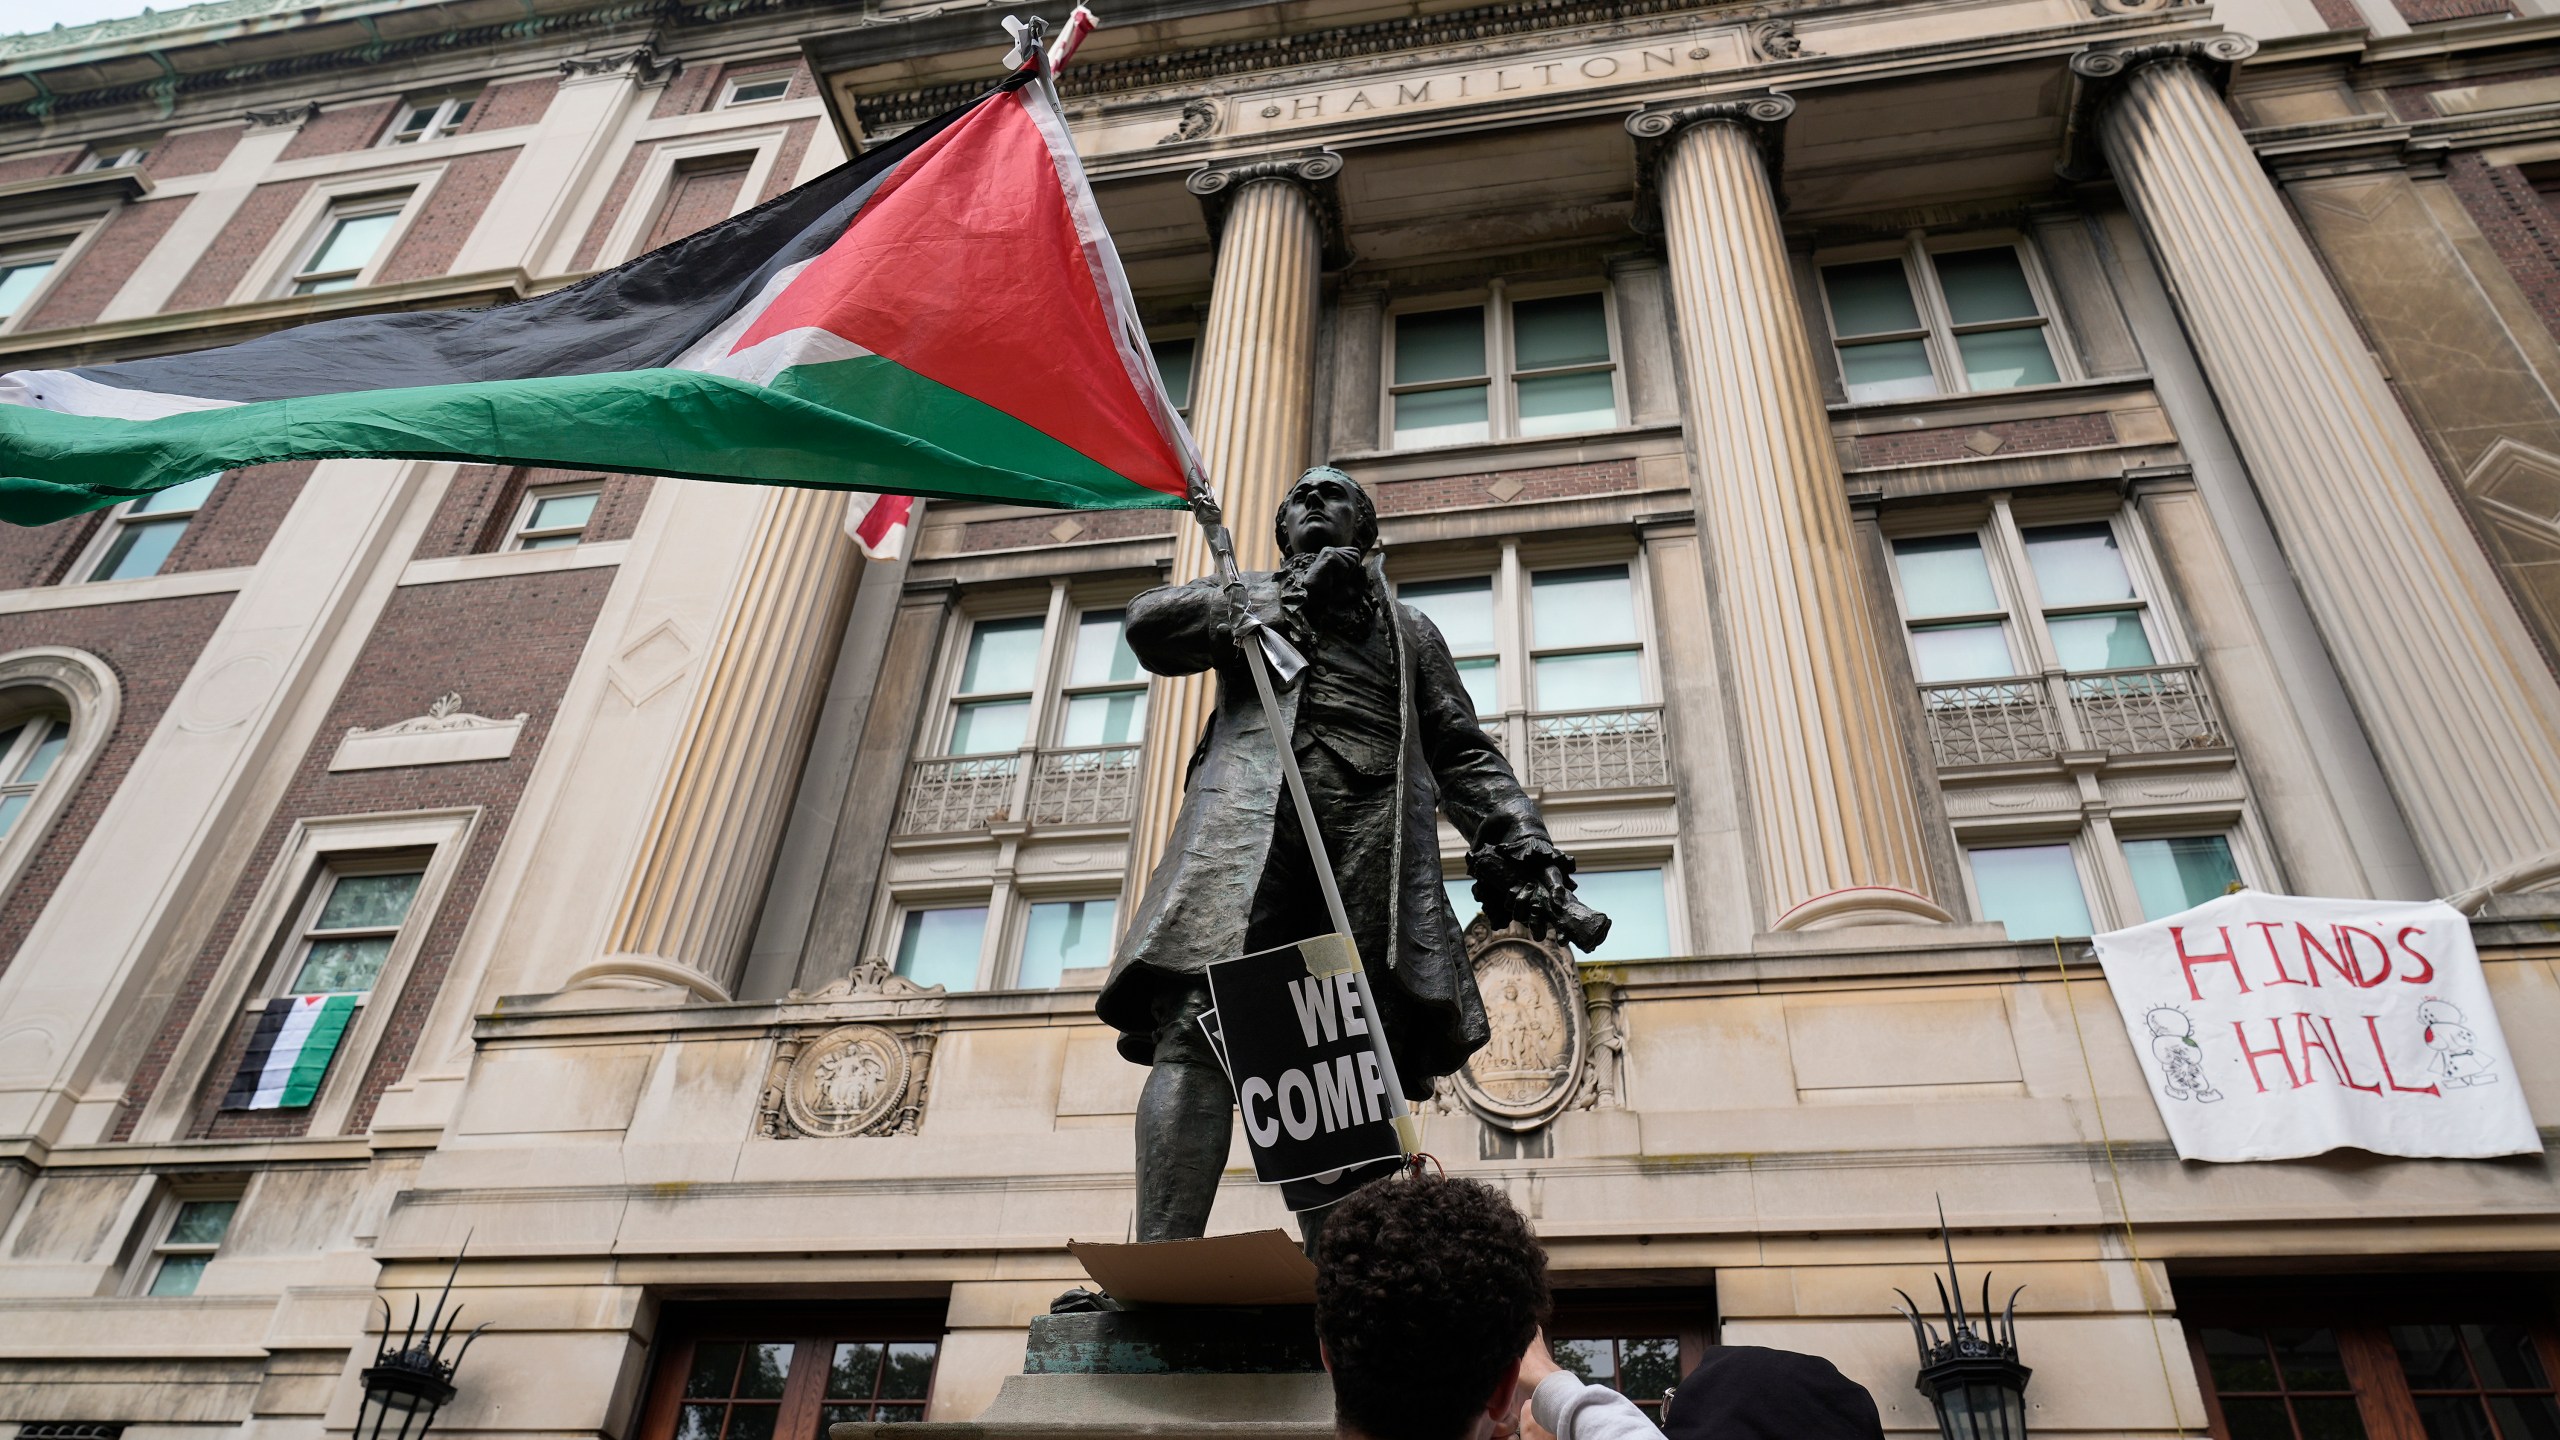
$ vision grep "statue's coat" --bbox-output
[1098,561,1556,1090]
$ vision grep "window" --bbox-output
[382,92,476,145]
[1016,897,1115,989]
[81,472,220,582]
[0,711,68,840]
[1395,557,1652,720]
[2123,834,2241,921]
[1966,843,2094,940]
[2184,1283,2560,1440]
[1886,511,2168,683]
[894,905,987,992]
[0,246,62,325]
[141,1195,238,1297]
[945,616,1044,755]
[1388,286,1620,448]
[287,195,407,294]
[1820,238,2065,404]
[510,483,600,551]
[76,139,153,171]
[637,1305,946,1440]
[1547,1290,1715,1429]
[281,866,425,999]
[1150,337,1195,419]
[1057,609,1147,747]
[643,156,755,252]
[720,73,793,107]
[1443,866,1672,961]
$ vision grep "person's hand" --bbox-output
[1518,1328,1564,1391]
[1299,544,1367,601]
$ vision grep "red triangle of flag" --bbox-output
[735,87,1188,499]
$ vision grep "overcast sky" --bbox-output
[6,0,174,37]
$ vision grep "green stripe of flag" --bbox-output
[278,994,358,1108]
[0,355,1188,525]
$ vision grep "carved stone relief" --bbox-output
[1157,97,1220,145]
[1443,917,1625,1132]
[753,957,947,1139]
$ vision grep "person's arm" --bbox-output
[1124,576,1239,677]
[1405,606,1547,852]
[1514,1333,1660,1440]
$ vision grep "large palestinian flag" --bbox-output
[0,68,1198,527]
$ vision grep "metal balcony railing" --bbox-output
[898,744,1144,835]
[1918,663,2229,768]
[1523,705,1671,791]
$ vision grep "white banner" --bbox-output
[2091,892,2541,1162]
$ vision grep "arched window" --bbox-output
[0,648,120,898]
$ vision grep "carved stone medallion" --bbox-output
[1453,919,1587,1132]
[780,1025,911,1138]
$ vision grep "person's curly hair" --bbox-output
[1314,1174,1550,1440]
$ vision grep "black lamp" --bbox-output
[356,1247,486,1440]
[1893,1206,2032,1440]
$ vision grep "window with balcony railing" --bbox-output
[899,591,1148,836]
[1394,550,1668,794]
[1886,502,2227,768]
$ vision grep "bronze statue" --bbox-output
[1097,465,1609,1247]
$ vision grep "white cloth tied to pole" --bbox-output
[2090,891,2541,1161]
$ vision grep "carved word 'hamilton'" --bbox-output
[1235,39,1721,135]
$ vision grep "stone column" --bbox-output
[571,486,864,999]
[1123,156,1333,898]
[1630,99,1949,930]
[2084,40,2560,894]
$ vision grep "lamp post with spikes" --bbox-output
[1892,1202,2033,1440]
[355,1241,488,1440]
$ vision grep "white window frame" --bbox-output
[1958,817,2265,936]
[262,854,434,1007]
[1382,279,1626,451]
[235,166,439,308]
[122,1183,245,1298]
[0,238,73,335]
[997,887,1122,990]
[381,91,479,147]
[926,580,1154,759]
[280,191,414,297]
[1390,536,1659,744]
[75,139,154,172]
[598,131,788,267]
[1447,849,1685,961]
[1879,495,2186,685]
[130,809,479,1143]
[1816,231,2078,404]
[69,473,223,586]
[0,648,117,908]
[718,71,795,108]
[508,480,604,551]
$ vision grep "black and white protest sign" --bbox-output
[1204,933,1413,1185]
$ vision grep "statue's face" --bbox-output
[1278,470,1367,558]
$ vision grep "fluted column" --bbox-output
[572,486,865,999]
[1123,158,1331,899]
[1634,99,1949,930]
[2088,41,2560,893]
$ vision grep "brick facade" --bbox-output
[280,100,400,160]
[20,196,189,331]
[462,75,561,134]
[166,463,312,573]
[2307,0,2365,28]
[0,148,79,184]
[0,514,104,591]
[1370,459,1641,516]
[571,142,656,272]
[959,508,1181,552]
[1840,411,2118,470]
[113,568,616,1141]
[642,155,753,250]
[0,595,234,983]
[2442,152,2560,350]
[2390,0,2514,21]
[417,465,653,557]
[378,147,521,283]
[758,118,818,203]
[166,177,313,311]
[650,57,813,119]
[144,125,243,179]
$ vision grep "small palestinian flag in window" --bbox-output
[221,995,357,1110]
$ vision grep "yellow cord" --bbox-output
[2051,935,2190,1438]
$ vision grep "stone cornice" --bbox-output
[847,0,1746,134]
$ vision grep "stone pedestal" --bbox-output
[832,1308,1329,1438]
